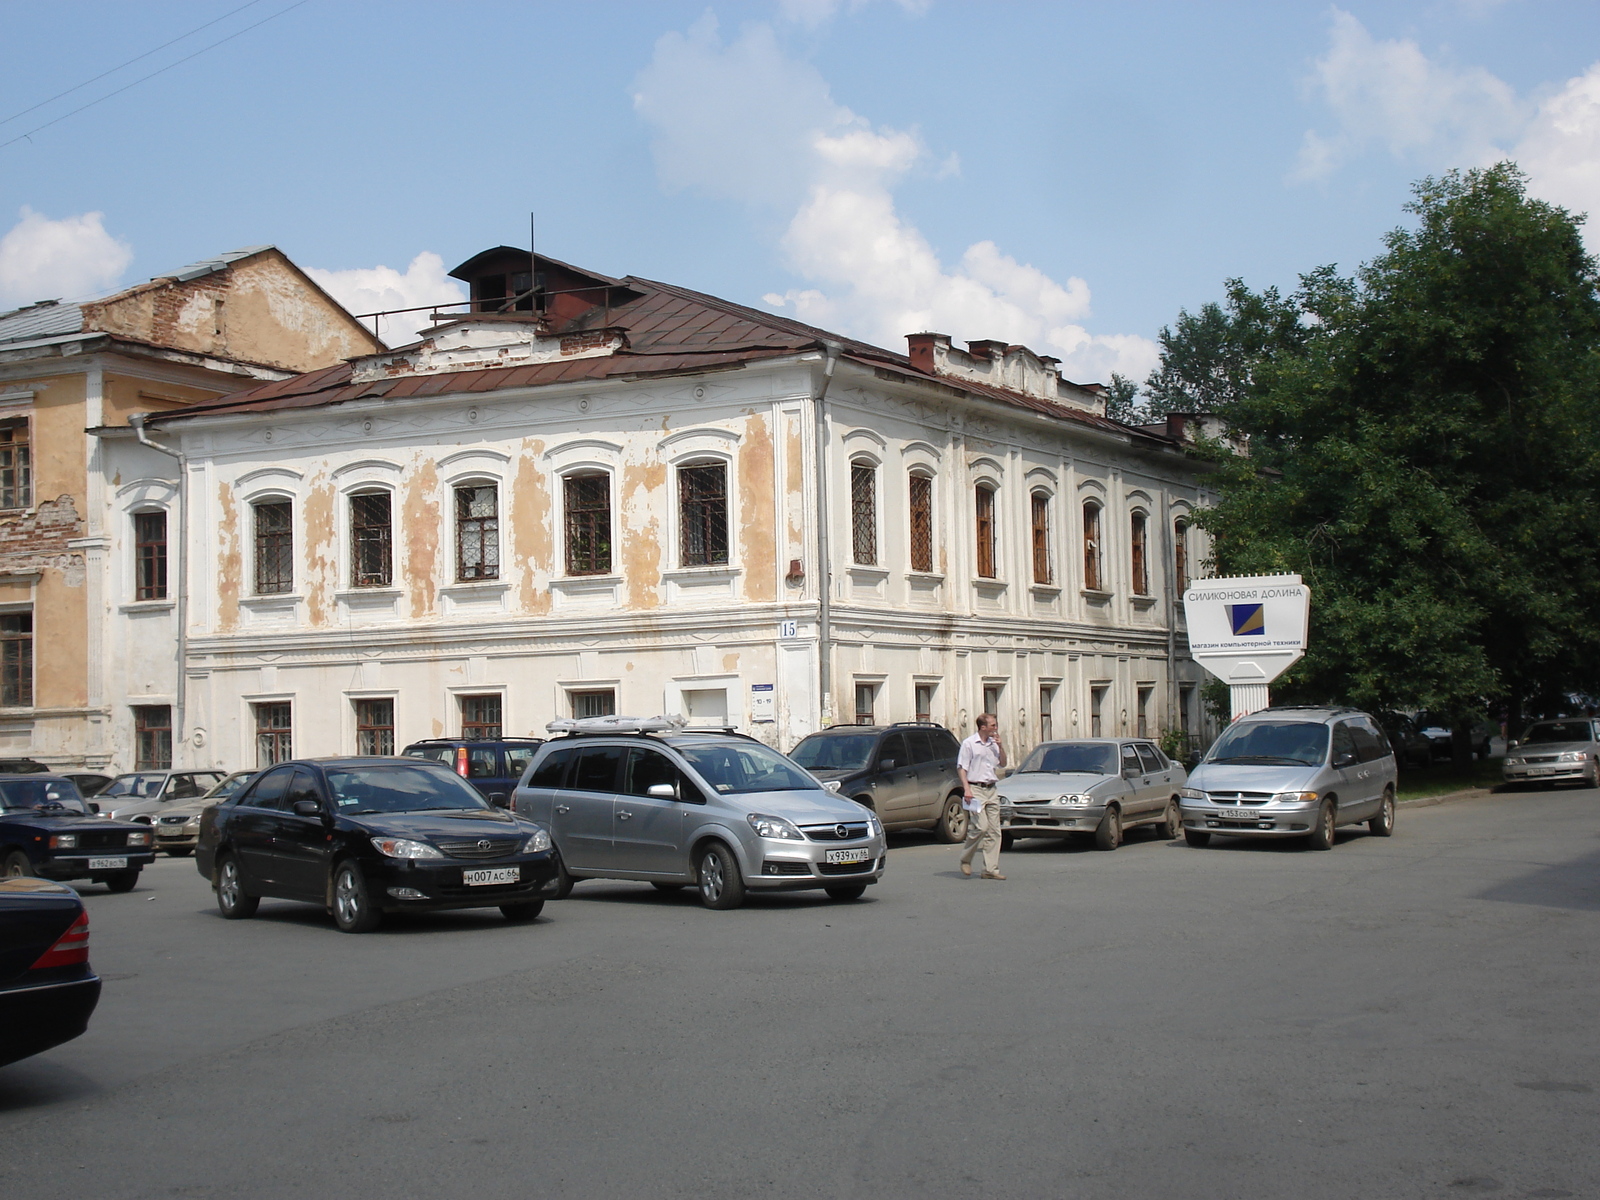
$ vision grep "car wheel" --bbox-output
[104,870,139,893]
[934,793,968,844]
[215,855,259,919]
[549,849,578,900]
[695,842,746,910]
[651,881,686,892]
[1093,807,1122,851]
[825,884,868,901]
[1369,789,1396,837]
[1588,761,1600,790]
[332,860,383,933]
[1306,800,1336,850]
[1159,799,1182,840]
[1184,829,1211,848]
[165,847,194,857]
[500,901,545,922]
[2,849,33,878]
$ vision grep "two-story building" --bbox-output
[128,248,1215,769]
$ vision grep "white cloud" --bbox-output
[632,18,1155,384]
[1515,63,1600,228]
[776,0,931,31]
[306,252,466,348]
[0,206,133,308]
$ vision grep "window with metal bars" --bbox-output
[253,501,293,595]
[455,485,499,581]
[355,698,395,756]
[134,511,168,601]
[908,473,933,572]
[570,689,616,719]
[133,705,172,769]
[254,702,292,767]
[0,420,30,510]
[1174,519,1189,591]
[974,485,996,579]
[679,463,728,567]
[1131,512,1149,596]
[564,473,612,576]
[460,694,502,740]
[350,492,392,588]
[1030,492,1052,584]
[850,462,877,566]
[1083,502,1103,591]
[1,611,32,707]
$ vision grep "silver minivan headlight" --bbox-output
[747,812,805,841]
[1179,787,1206,800]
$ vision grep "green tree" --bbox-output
[1103,372,1143,423]
[1142,279,1304,419]
[1194,165,1600,758]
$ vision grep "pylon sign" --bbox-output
[1183,574,1310,686]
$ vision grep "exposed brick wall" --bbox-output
[0,494,85,583]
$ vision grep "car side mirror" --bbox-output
[1333,752,1357,768]
[646,782,678,799]
[291,799,322,817]
[878,758,897,771]
[1508,739,1519,749]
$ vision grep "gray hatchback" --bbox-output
[513,720,887,909]
[1179,707,1398,850]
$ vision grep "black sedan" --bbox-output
[195,757,558,933]
[0,775,156,891]
[0,876,101,1067]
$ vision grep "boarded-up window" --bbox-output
[351,492,392,588]
[255,702,292,767]
[975,485,996,579]
[135,511,168,601]
[564,474,612,576]
[134,705,172,769]
[1031,493,1051,584]
[254,501,292,595]
[1083,502,1102,591]
[1131,513,1149,595]
[355,698,394,756]
[679,463,728,567]
[461,694,502,740]
[0,612,32,707]
[850,462,877,566]
[456,486,500,581]
[0,420,30,510]
[1174,519,1189,591]
[908,474,933,572]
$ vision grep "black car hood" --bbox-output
[342,808,532,839]
[0,812,149,833]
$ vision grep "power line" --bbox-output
[0,0,269,128]
[0,0,311,152]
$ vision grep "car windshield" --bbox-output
[1205,721,1330,767]
[325,765,490,814]
[1018,743,1118,775]
[675,743,823,795]
[0,779,89,814]
[787,733,878,772]
[1523,721,1593,744]
[102,773,166,798]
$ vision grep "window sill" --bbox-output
[905,570,945,583]
[661,565,740,581]
[241,593,302,607]
[549,574,621,589]
[335,587,402,601]
[441,579,511,595]
[119,600,175,614]
[1130,593,1158,608]
[1029,584,1062,598]
[973,577,1007,592]
[1081,588,1113,603]
[846,565,890,581]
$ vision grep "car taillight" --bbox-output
[32,911,90,969]
[455,747,469,777]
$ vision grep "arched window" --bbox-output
[1174,518,1189,591]
[350,490,393,588]
[908,472,934,572]
[679,460,729,566]
[456,482,501,581]
[1030,492,1052,584]
[253,498,293,595]
[563,472,611,576]
[133,509,168,601]
[1131,512,1149,596]
[850,459,877,566]
[975,484,997,579]
[1082,501,1102,591]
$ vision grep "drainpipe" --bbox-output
[813,342,843,726]
[129,414,188,766]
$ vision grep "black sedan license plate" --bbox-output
[463,867,520,886]
[825,847,870,865]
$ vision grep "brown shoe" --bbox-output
[960,862,972,877]
[981,871,1007,881]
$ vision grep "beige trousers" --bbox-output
[959,783,1001,874]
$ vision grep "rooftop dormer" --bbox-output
[448,248,639,329]
[904,332,1105,416]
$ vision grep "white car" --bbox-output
[999,739,1187,851]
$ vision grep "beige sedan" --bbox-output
[152,771,256,856]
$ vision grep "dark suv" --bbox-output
[401,738,544,808]
[787,723,966,842]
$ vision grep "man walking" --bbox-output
[958,713,1007,880]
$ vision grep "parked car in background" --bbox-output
[64,773,114,798]
[1375,712,1434,771]
[1180,707,1398,850]
[0,758,48,774]
[401,738,545,808]
[196,757,557,932]
[515,718,887,909]
[1502,719,1600,788]
[97,770,228,824]
[153,771,259,856]
[998,739,1186,851]
[0,775,155,891]
[0,877,101,1067]
[1415,712,1495,761]
[787,723,966,841]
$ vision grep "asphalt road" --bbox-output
[2,788,1597,1200]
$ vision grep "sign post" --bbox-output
[1182,575,1311,720]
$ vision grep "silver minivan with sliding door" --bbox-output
[1179,706,1398,850]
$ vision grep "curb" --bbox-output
[1397,786,1495,810]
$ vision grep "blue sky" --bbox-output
[2,0,1597,381]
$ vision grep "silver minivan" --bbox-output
[1179,707,1398,850]
[513,721,887,909]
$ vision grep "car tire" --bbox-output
[215,855,259,919]
[331,860,383,933]
[2,849,33,878]
[1588,761,1600,790]
[500,901,544,922]
[825,884,868,901]
[165,847,194,857]
[650,881,686,892]
[934,793,968,844]
[1306,800,1336,851]
[1093,807,1122,851]
[104,870,139,893]
[1184,829,1210,848]
[1369,789,1396,837]
[695,842,746,910]
[549,849,578,900]
[1159,799,1182,840]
